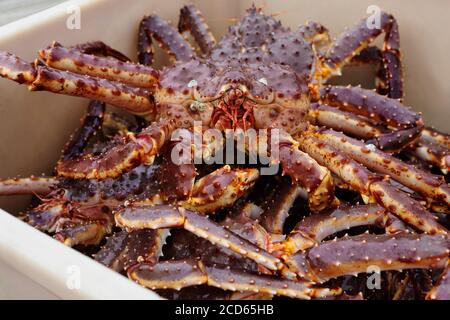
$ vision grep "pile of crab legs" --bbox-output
[0,4,449,300]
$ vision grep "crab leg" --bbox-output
[309,103,422,153]
[39,43,158,88]
[137,20,155,66]
[62,100,105,160]
[286,233,449,283]
[94,229,169,272]
[309,103,381,139]
[297,133,446,234]
[73,42,150,129]
[314,129,450,207]
[0,53,155,115]
[139,14,194,62]
[0,51,36,83]
[321,11,403,100]
[0,176,57,196]
[204,265,339,299]
[422,127,450,149]
[56,119,175,179]
[128,259,340,299]
[54,222,111,247]
[266,130,335,213]
[128,260,208,290]
[115,205,283,272]
[406,137,450,174]
[320,86,422,151]
[426,259,450,300]
[179,4,216,55]
[222,208,271,253]
[259,179,303,234]
[350,46,402,99]
[158,129,197,202]
[274,204,406,257]
[405,127,450,174]
[24,199,113,246]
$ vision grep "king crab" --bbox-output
[0,4,449,299]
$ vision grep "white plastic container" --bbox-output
[0,0,448,299]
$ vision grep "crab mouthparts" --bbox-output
[212,88,255,130]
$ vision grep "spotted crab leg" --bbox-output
[127,259,340,299]
[259,179,303,234]
[0,52,155,115]
[286,233,449,283]
[405,128,450,174]
[61,100,105,160]
[0,176,58,196]
[297,133,446,234]
[426,259,450,300]
[309,102,423,154]
[309,102,381,140]
[274,204,407,257]
[406,138,450,175]
[72,41,150,128]
[158,128,197,202]
[178,4,216,55]
[313,129,450,208]
[320,11,403,100]
[115,205,284,272]
[221,208,271,254]
[54,222,112,247]
[319,86,423,152]
[262,129,335,213]
[56,119,176,179]
[350,46,402,99]
[422,127,450,149]
[39,42,158,88]
[139,14,194,63]
[94,229,170,272]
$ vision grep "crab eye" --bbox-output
[187,79,198,88]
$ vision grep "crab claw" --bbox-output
[181,166,259,214]
[56,120,176,179]
[24,198,114,247]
